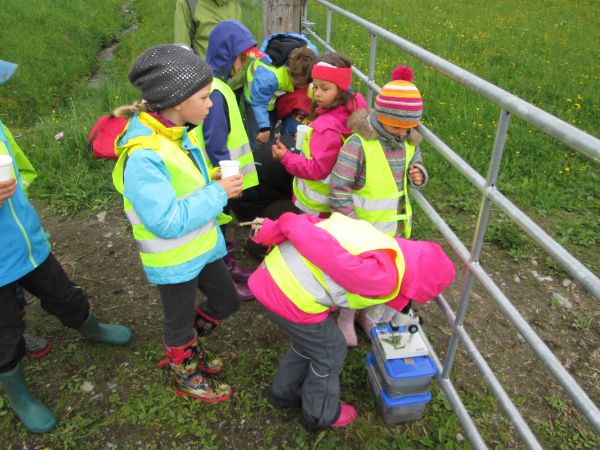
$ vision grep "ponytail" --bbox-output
[113,100,152,119]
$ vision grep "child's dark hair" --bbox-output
[287,47,317,83]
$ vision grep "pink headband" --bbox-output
[311,63,352,91]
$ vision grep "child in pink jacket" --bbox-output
[247,212,455,429]
[271,53,367,216]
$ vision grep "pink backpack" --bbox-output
[87,115,128,160]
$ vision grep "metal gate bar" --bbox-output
[303,1,600,447]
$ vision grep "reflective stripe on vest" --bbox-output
[124,190,197,226]
[292,128,338,215]
[279,242,348,308]
[263,213,405,313]
[348,134,415,238]
[135,219,215,253]
[243,59,294,111]
[112,112,218,268]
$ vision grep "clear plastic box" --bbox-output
[370,326,437,397]
[366,353,432,425]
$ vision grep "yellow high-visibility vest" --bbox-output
[194,77,258,190]
[243,59,294,111]
[263,213,405,313]
[348,134,415,238]
[112,112,218,268]
[292,128,336,215]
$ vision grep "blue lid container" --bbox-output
[370,325,437,397]
[366,353,432,424]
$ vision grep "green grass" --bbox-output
[0,0,129,127]
[306,0,600,267]
[0,0,173,216]
[1,0,599,448]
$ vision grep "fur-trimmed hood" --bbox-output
[347,109,422,146]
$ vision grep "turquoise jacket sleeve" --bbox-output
[249,65,279,130]
[123,148,227,239]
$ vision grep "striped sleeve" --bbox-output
[329,135,365,217]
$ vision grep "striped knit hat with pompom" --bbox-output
[374,66,422,128]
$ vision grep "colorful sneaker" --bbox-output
[331,403,356,427]
[23,331,52,359]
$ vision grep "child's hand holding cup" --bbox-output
[217,160,243,199]
[0,154,14,182]
[0,154,17,206]
[294,124,311,153]
[219,160,241,179]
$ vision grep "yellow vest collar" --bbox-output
[138,112,186,141]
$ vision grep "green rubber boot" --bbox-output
[78,312,132,345]
[0,364,57,433]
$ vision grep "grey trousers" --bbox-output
[267,311,347,429]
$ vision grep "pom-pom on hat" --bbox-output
[374,65,422,128]
[311,61,352,91]
[128,44,213,110]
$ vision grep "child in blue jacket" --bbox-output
[112,45,243,403]
[242,32,318,149]
[0,60,132,434]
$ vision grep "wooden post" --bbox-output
[262,0,306,37]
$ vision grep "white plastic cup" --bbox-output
[295,124,312,151]
[219,160,241,178]
[0,154,13,182]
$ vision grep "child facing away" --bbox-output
[247,212,455,429]
[271,52,367,216]
[201,19,265,300]
[330,66,430,347]
[112,45,243,403]
[0,60,132,434]
[242,32,318,149]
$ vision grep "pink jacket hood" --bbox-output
[386,238,456,311]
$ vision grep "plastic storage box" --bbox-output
[366,353,432,424]
[369,325,437,397]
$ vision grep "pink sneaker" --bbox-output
[331,403,356,427]
[337,309,358,347]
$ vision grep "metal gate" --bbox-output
[301,1,600,448]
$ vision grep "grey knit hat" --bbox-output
[128,44,213,110]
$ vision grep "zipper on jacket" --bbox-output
[7,198,38,268]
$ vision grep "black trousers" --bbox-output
[157,259,240,347]
[0,253,89,372]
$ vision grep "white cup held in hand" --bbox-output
[0,154,14,182]
[219,160,241,179]
[295,124,312,151]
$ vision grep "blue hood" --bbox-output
[206,20,257,81]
